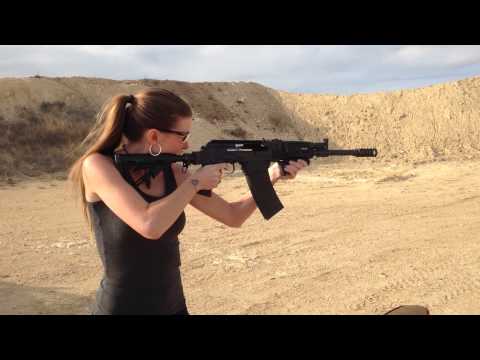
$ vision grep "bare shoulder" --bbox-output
[82,153,117,201]
[83,152,113,166]
[83,153,117,178]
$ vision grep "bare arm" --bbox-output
[83,154,198,240]
[172,161,306,228]
[171,165,239,227]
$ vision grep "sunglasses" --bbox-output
[158,128,190,142]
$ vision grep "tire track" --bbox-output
[348,256,480,312]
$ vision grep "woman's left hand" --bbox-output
[269,159,309,182]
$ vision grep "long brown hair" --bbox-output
[68,88,192,233]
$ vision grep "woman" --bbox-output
[69,88,308,315]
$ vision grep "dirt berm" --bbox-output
[1,75,479,180]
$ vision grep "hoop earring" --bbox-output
[149,143,162,156]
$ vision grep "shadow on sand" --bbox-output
[0,280,95,315]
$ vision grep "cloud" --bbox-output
[0,45,480,94]
[386,45,480,68]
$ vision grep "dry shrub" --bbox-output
[39,101,66,113]
[268,113,293,132]
[224,127,249,139]
[0,106,95,181]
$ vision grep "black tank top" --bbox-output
[87,162,187,315]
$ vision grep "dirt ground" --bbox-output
[1,159,479,315]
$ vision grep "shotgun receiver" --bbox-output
[114,138,378,220]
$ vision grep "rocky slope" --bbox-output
[0,75,479,180]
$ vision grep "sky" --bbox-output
[1,45,480,95]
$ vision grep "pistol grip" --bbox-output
[278,160,290,176]
[198,189,212,197]
[197,164,213,197]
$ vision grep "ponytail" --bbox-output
[67,94,133,234]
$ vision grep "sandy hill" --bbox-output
[279,76,480,164]
[0,75,479,180]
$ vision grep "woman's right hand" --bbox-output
[190,164,227,191]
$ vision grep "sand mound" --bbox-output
[0,75,479,180]
[278,76,480,164]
